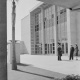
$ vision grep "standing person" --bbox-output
[57,43,62,61]
[75,44,79,60]
[69,45,74,60]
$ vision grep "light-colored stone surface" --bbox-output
[7,43,20,64]
[8,63,65,80]
[21,54,80,75]
[21,15,31,54]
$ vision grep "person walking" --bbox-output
[57,43,62,61]
[75,44,79,60]
[69,45,74,60]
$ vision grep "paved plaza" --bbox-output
[8,55,80,80]
[20,55,80,75]
[8,63,65,80]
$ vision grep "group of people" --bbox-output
[57,43,79,61]
[70,44,79,60]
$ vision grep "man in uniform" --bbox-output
[58,43,62,61]
[69,45,74,60]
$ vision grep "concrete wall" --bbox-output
[20,41,29,54]
[76,11,80,56]
[21,15,31,54]
[70,11,80,56]
[70,11,77,45]
[7,43,20,63]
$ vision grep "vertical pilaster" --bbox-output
[54,6,58,55]
[67,9,71,56]
[30,13,35,55]
[41,7,45,55]
[0,0,7,80]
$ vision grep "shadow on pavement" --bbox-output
[16,62,66,79]
[61,60,70,61]
[17,69,55,79]
[17,63,32,66]
[62,59,80,61]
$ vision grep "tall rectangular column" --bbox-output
[30,13,36,55]
[41,7,45,55]
[66,9,71,56]
[0,0,7,80]
[54,6,58,55]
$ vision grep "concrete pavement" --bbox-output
[7,63,66,80]
[20,55,80,75]
[8,55,80,80]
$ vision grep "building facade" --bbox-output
[21,3,80,56]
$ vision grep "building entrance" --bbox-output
[45,43,55,54]
[61,41,68,55]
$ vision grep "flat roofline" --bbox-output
[30,2,52,15]
[37,0,80,9]
[21,14,30,21]
[30,2,43,13]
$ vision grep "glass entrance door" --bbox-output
[62,42,68,55]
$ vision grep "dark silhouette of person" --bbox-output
[57,43,62,61]
[75,44,79,60]
[69,45,74,60]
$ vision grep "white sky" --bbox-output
[7,0,41,41]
